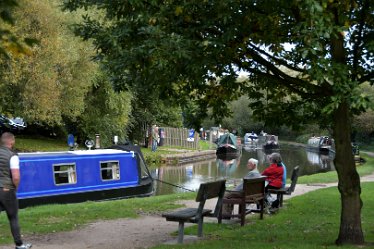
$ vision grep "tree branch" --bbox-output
[352,0,370,81]
[248,43,305,73]
[238,47,331,97]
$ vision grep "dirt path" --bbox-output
[2,170,374,249]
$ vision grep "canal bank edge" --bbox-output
[159,149,217,165]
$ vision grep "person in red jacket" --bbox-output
[262,152,284,191]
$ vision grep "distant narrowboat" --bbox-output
[17,144,154,208]
[306,136,335,154]
[258,134,279,150]
[216,133,240,160]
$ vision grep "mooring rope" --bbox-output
[154,178,196,192]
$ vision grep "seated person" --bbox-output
[221,158,261,216]
[262,152,284,208]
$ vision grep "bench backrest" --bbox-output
[195,180,226,217]
[288,166,300,193]
[243,176,266,200]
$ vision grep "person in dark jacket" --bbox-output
[0,132,32,249]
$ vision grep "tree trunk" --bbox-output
[333,101,364,245]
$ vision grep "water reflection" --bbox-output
[216,157,241,177]
[152,144,335,196]
[306,151,335,170]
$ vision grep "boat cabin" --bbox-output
[17,146,153,208]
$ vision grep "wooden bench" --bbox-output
[268,166,300,207]
[162,180,226,243]
[218,176,266,226]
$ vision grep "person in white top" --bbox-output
[0,132,32,249]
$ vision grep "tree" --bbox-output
[220,96,264,136]
[0,0,97,125]
[64,0,373,245]
[353,82,374,143]
[75,73,132,147]
[0,0,36,58]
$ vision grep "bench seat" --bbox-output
[162,180,226,244]
[163,208,212,222]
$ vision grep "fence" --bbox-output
[161,127,199,150]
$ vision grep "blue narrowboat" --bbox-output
[17,145,154,208]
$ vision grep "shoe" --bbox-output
[271,199,280,208]
[15,243,32,249]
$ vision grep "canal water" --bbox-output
[152,144,335,195]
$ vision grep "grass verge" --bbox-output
[152,182,374,249]
[298,154,374,184]
[15,136,69,152]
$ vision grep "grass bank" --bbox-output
[297,154,374,184]
[152,182,374,249]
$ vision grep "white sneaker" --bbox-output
[15,243,32,249]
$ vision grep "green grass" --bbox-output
[360,144,374,151]
[151,183,374,249]
[199,140,216,150]
[298,154,374,184]
[15,136,69,152]
[0,192,195,245]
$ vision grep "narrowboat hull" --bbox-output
[263,142,279,150]
[216,150,240,161]
[216,145,238,155]
[18,177,153,208]
[258,134,279,150]
[17,145,154,208]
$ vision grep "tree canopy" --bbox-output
[64,0,372,123]
[0,0,37,58]
[64,0,373,245]
[0,0,97,124]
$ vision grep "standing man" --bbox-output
[0,132,32,249]
[151,125,159,152]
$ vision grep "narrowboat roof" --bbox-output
[19,149,134,159]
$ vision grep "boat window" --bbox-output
[100,161,120,181]
[54,164,77,185]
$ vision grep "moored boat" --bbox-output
[258,134,279,150]
[17,144,154,208]
[306,136,335,154]
[244,132,258,146]
[216,133,239,158]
